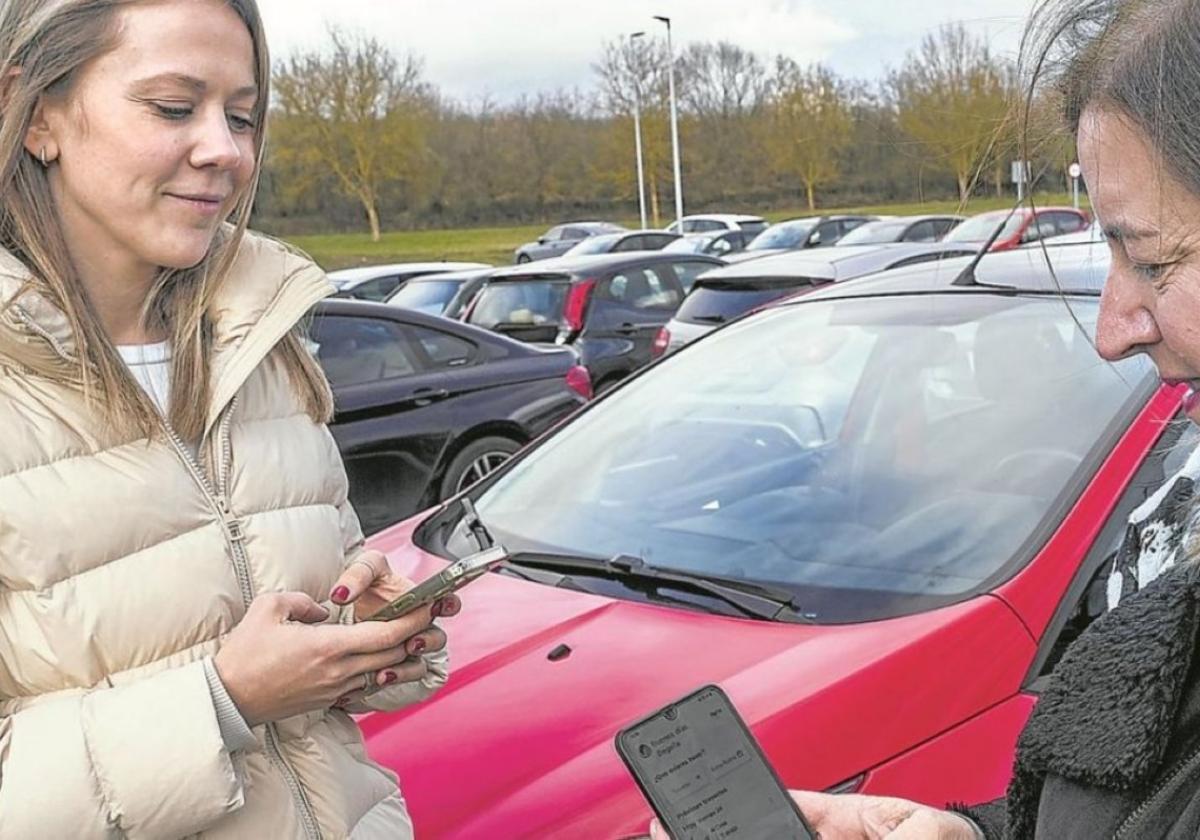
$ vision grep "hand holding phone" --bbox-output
[362,545,508,622]
[617,685,816,840]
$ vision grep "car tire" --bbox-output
[516,253,532,264]
[439,436,523,500]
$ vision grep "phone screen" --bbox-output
[616,685,815,840]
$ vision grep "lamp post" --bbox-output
[630,31,648,230]
[652,14,684,228]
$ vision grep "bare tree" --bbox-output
[272,30,432,241]
[890,24,1014,203]
[765,61,854,211]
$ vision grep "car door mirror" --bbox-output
[537,237,548,245]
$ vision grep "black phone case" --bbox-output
[615,684,815,840]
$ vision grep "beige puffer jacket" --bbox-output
[0,232,446,839]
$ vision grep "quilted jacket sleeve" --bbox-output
[0,659,244,838]
[333,493,450,713]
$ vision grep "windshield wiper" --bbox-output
[506,552,815,623]
[691,314,728,324]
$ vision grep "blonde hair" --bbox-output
[0,0,332,441]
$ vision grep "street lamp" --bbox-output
[629,31,648,230]
[652,14,684,228]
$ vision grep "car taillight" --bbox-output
[651,326,670,358]
[563,279,597,332]
[565,365,593,400]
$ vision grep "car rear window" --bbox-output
[467,278,571,329]
[675,279,819,325]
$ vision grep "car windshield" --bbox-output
[387,279,465,315]
[565,234,622,256]
[945,212,1024,243]
[454,294,1151,623]
[467,279,570,329]
[839,221,908,245]
[747,222,815,250]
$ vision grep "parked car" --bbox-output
[658,242,977,355]
[514,222,625,263]
[836,214,965,245]
[661,229,754,257]
[729,214,878,262]
[385,267,497,318]
[357,241,1181,839]
[310,300,590,535]
[462,252,723,391]
[943,206,1091,251]
[328,262,491,302]
[664,213,768,236]
[560,230,680,257]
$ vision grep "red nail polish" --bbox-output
[411,638,427,655]
[331,586,350,603]
[383,671,398,685]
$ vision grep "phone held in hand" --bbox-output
[616,684,816,840]
[362,545,508,622]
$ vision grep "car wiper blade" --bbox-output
[506,551,815,623]
[691,314,728,324]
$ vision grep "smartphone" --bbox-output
[615,685,816,840]
[362,545,508,622]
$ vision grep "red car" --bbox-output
[943,206,1091,251]
[358,242,1185,839]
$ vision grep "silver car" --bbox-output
[659,242,978,354]
[514,222,624,264]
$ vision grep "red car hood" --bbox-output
[361,524,1034,839]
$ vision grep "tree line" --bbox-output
[256,24,1075,240]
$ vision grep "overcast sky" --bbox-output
[256,0,1040,104]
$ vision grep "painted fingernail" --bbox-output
[382,670,399,685]
[331,586,350,603]
[410,637,427,655]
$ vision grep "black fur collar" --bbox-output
[1004,561,1200,837]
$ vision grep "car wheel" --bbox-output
[440,436,523,499]
[516,253,532,264]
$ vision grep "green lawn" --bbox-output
[286,192,1089,271]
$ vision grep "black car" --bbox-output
[462,252,724,391]
[662,229,755,257]
[385,267,497,318]
[731,215,877,262]
[311,300,590,534]
[560,230,681,257]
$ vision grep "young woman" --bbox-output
[0,1,458,836]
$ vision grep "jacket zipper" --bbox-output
[162,400,324,840]
[1113,740,1200,839]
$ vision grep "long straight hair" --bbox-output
[0,0,332,441]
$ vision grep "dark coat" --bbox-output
[962,560,1200,838]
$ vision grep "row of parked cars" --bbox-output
[316,208,1096,536]
[339,229,1200,839]
[512,205,1091,263]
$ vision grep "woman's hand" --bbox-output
[212,586,445,727]
[329,548,462,625]
[648,791,980,839]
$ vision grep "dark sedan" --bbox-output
[311,300,591,534]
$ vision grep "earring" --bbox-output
[38,146,47,167]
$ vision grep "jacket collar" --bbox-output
[1016,560,1200,792]
[0,232,332,430]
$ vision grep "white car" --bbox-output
[664,213,768,237]
[657,242,978,355]
[328,261,490,302]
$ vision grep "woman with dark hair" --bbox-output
[646,1,1200,837]
[0,0,457,836]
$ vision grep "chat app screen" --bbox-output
[622,687,814,840]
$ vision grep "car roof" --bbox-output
[328,262,491,287]
[698,242,977,282]
[680,213,766,223]
[313,297,538,348]
[556,221,624,230]
[489,251,724,280]
[788,239,1108,303]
